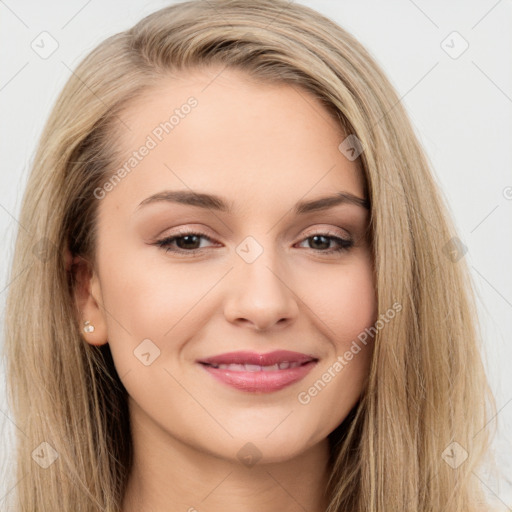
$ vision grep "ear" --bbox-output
[68,249,108,347]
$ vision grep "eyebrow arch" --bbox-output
[136,190,370,214]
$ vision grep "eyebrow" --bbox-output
[136,189,370,214]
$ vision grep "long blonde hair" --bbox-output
[3,1,497,510]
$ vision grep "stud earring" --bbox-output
[83,320,95,333]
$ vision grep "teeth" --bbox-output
[244,364,262,372]
[216,363,245,371]
[210,361,303,372]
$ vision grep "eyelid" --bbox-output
[300,225,351,241]
[156,224,217,241]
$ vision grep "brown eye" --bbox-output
[296,233,353,254]
[155,231,217,256]
[154,230,354,258]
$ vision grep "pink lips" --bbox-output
[198,350,318,393]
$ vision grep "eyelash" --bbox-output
[154,228,354,258]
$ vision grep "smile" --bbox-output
[197,350,318,392]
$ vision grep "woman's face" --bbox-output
[82,67,377,464]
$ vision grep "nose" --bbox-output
[223,249,299,331]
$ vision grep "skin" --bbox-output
[75,66,377,512]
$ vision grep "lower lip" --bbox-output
[199,361,317,392]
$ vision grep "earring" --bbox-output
[83,320,95,333]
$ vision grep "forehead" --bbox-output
[104,66,365,213]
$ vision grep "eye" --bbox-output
[154,231,218,256]
[296,232,353,253]
[153,229,354,257]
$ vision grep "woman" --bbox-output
[3,0,498,510]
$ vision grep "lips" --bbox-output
[197,350,318,392]
[198,350,317,370]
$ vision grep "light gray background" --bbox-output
[1,0,511,509]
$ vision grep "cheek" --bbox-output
[293,259,376,435]
[302,256,377,350]
[97,243,228,378]
[98,239,207,333]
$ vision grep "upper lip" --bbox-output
[198,350,318,366]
